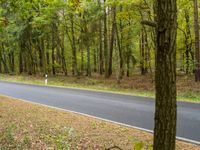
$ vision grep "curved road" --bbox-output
[0,81,199,144]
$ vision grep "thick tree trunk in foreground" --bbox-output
[193,0,200,81]
[153,0,177,150]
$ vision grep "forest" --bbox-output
[0,0,200,149]
[0,0,199,81]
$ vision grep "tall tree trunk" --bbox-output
[140,28,147,75]
[104,0,109,78]
[108,5,116,77]
[154,0,177,149]
[126,47,131,77]
[46,39,50,72]
[9,50,15,73]
[81,46,84,75]
[61,30,68,76]
[52,23,56,75]
[98,0,104,75]
[94,48,97,73]
[19,45,23,74]
[193,0,200,81]
[71,14,78,76]
[184,10,192,74]
[116,24,123,79]
[87,45,91,76]
[1,43,9,73]
[38,38,45,73]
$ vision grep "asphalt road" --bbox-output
[0,81,199,144]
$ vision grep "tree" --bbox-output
[98,0,104,75]
[103,0,109,78]
[153,0,177,149]
[193,0,200,81]
[108,4,116,77]
[0,0,197,82]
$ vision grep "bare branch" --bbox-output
[141,20,156,27]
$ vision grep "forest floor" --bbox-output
[0,74,199,103]
[0,96,200,150]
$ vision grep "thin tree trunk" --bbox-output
[116,21,123,80]
[61,29,67,76]
[184,10,192,74]
[126,47,131,77]
[87,45,91,76]
[1,43,9,73]
[46,39,50,71]
[140,28,147,75]
[71,14,78,76]
[52,23,56,75]
[98,0,104,75]
[81,46,84,75]
[153,0,177,149]
[94,48,97,73]
[193,0,200,81]
[116,5,124,80]
[108,5,116,77]
[104,0,109,78]
[19,45,23,74]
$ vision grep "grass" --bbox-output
[0,74,200,103]
[0,96,200,149]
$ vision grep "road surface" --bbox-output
[0,81,199,144]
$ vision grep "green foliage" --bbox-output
[0,0,198,77]
[134,141,144,150]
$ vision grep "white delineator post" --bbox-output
[45,74,48,85]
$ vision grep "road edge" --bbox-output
[0,94,199,146]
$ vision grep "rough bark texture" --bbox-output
[193,0,200,81]
[153,0,177,150]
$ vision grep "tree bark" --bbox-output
[52,23,56,75]
[60,29,68,76]
[108,5,116,77]
[116,5,124,80]
[98,0,104,75]
[140,28,146,75]
[94,48,97,73]
[184,10,192,74]
[193,0,200,81]
[19,45,23,74]
[104,0,109,78]
[86,45,91,76]
[70,14,78,76]
[153,0,177,149]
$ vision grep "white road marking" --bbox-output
[0,94,200,146]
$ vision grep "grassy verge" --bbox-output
[0,96,199,150]
[0,74,200,103]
